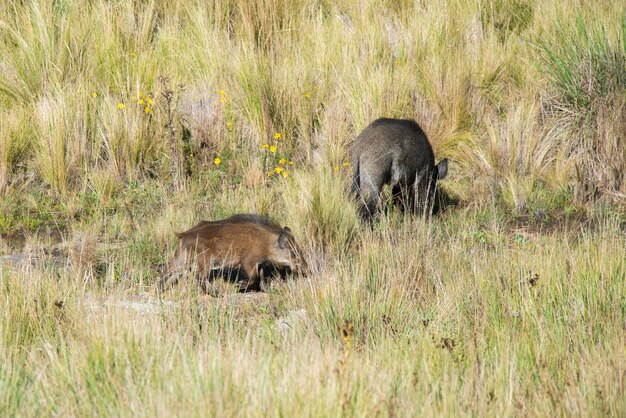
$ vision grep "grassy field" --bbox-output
[1,0,625,416]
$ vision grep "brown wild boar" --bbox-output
[159,214,307,293]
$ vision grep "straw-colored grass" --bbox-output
[1,0,624,416]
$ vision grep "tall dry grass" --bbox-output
[1,0,625,416]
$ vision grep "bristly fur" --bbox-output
[160,213,306,293]
[176,213,283,238]
[349,117,448,220]
[222,214,283,232]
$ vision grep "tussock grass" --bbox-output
[536,15,626,202]
[2,212,624,416]
[1,0,625,416]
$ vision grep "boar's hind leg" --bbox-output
[358,171,384,221]
[158,248,191,294]
[158,255,181,293]
[199,271,221,297]
[389,159,416,213]
[158,270,179,294]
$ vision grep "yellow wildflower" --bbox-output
[261,143,269,149]
[281,171,288,178]
[138,99,145,105]
[269,145,277,153]
[147,98,154,105]
[395,59,401,66]
[343,161,350,167]
[274,166,283,174]
[334,166,339,172]
[304,92,311,98]
[118,103,125,109]
[266,171,272,177]
[92,92,98,98]
[279,158,286,165]
[274,132,281,140]
[288,161,294,165]
[144,107,151,113]
[214,157,221,166]
[227,122,233,130]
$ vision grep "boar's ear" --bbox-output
[277,227,291,248]
[436,158,448,180]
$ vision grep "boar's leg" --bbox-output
[157,248,188,293]
[389,157,418,214]
[159,246,214,294]
[258,264,269,292]
[236,260,262,292]
[412,166,433,216]
[199,275,222,297]
[391,182,415,214]
[198,270,213,294]
[357,170,384,221]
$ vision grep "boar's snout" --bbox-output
[275,226,309,276]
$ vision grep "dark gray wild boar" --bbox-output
[159,214,307,293]
[350,118,448,220]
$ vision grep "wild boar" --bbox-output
[350,118,448,220]
[159,214,307,293]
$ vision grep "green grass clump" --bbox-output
[537,17,626,113]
